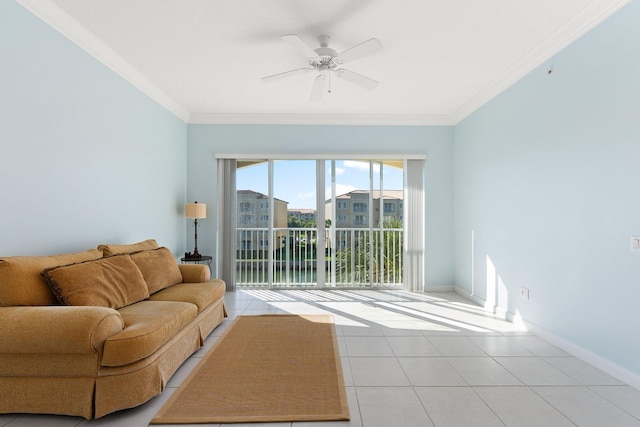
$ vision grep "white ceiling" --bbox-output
[18,0,629,125]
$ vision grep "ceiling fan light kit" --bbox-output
[262,34,382,101]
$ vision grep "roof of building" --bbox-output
[237,189,288,204]
[288,209,316,214]
[331,190,404,201]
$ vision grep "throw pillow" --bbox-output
[97,239,158,257]
[41,255,149,309]
[0,249,103,306]
[130,247,183,294]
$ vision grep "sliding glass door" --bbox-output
[232,158,410,289]
[325,160,404,288]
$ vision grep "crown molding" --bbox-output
[188,113,455,126]
[18,0,630,127]
[450,0,631,124]
[17,0,190,122]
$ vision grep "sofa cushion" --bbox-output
[102,300,198,367]
[130,247,182,294]
[97,239,158,257]
[148,279,225,313]
[0,249,103,306]
[41,255,149,309]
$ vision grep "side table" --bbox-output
[180,255,213,274]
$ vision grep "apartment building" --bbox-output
[288,208,317,224]
[325,190,403,228]
[237,190,288,250]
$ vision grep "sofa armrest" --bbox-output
[178,263,211,283]
[0,306,123,354]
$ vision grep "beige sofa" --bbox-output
[0,239,226,419]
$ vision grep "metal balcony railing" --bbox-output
[236,227,403,288]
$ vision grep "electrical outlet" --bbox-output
[520,287,529,299]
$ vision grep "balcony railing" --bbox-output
[236,227,403,288]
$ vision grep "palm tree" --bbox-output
[335,218,403,285]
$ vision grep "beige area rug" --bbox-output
[151,314,349,424]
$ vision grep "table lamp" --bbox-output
[185,201,206,258]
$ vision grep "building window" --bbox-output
[337,201,347,210]
[260,215,269,222]
[337,215,347,222]
[384,202,395,212]
[239,215,252,225]
[239,202,251,212]
[260,201,269,209]
[353,202,367,212]
[354,215,367,225]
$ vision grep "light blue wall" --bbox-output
[187,124,454,289]
[0,1,188,256]
[453,2,640,378]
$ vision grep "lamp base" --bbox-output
[184,251,202,260]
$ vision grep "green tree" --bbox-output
[336,218,403,284]
[287,214,304,228]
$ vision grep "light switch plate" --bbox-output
[631,236,640,253]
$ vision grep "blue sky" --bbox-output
[237,160,403,209]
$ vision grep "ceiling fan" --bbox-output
[262,34,382,102]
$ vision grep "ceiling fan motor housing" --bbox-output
[311,47,339,69]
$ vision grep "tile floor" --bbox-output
[2,289,640,427]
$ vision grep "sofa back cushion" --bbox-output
[41,255,149,309]
[130,247,183,294]
[97,239,158,257]
[0,249,103,306]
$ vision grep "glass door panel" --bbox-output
[272,160,317,288]
[325,160,404,288]
[235,158,404,289]
[236,160,269,287]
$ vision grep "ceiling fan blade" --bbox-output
[282,34,318,58]
[310,75,327,102]
[334,69,379,90]
[336,38,382,64]
[262,67,313,83]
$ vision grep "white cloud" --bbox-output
[327,166,346,175]
[297,191,315,199]
[326,183,358,198]
[343,160,380,172]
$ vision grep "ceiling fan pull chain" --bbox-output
[328,71,332,94]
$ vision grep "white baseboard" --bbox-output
[505,311,526,328]
[452,288,514,320]
[452,286,640,389]
[453,287,490,310]
[525,320,640,391]
[423,284,455,293]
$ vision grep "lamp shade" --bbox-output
[185,202,206,219]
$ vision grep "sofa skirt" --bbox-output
[0,376,95,419]
[94,299,225,418]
